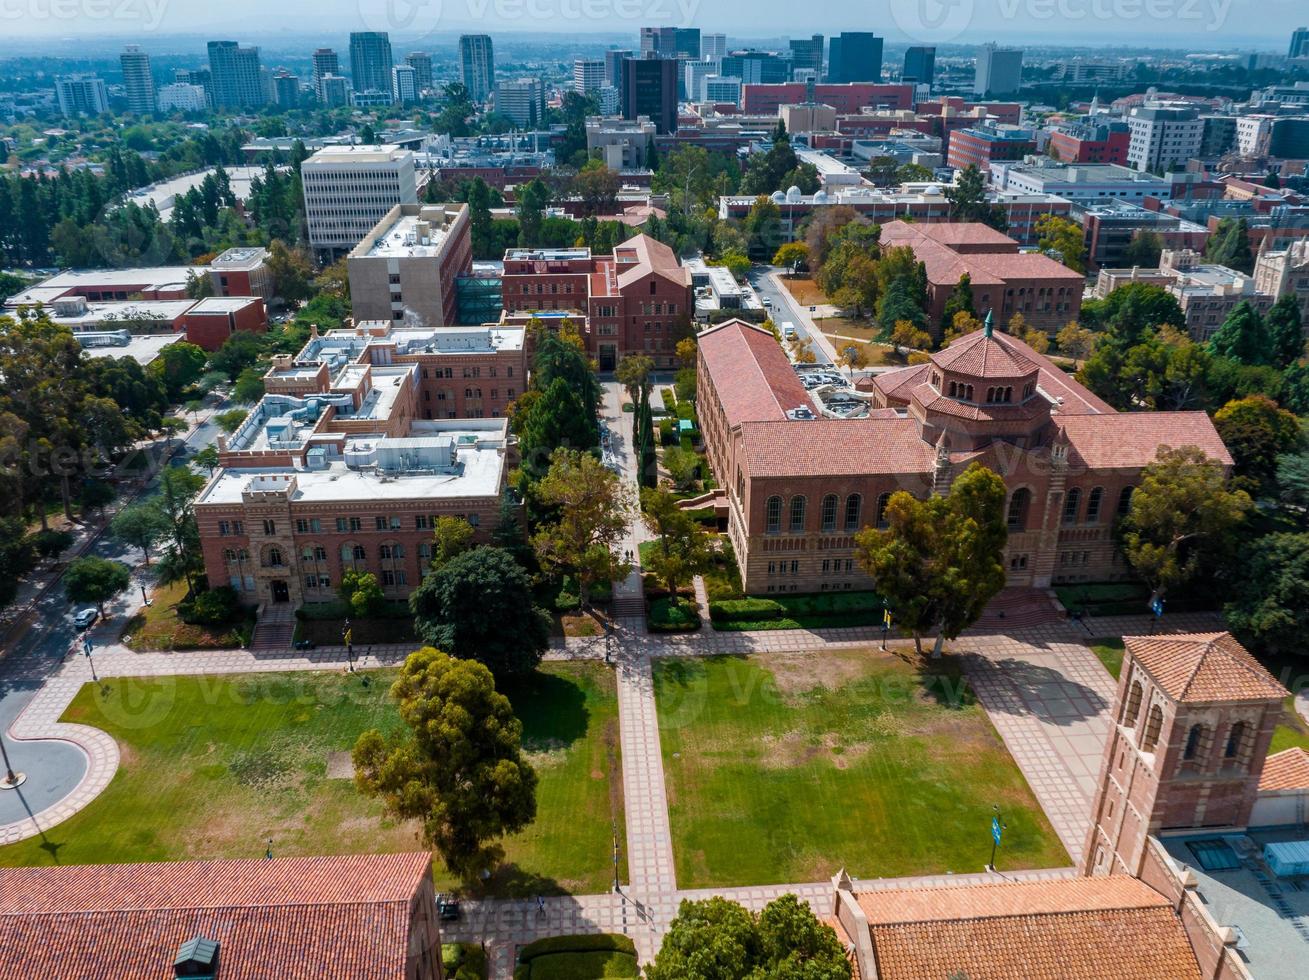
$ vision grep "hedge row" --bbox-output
[710,598,785,622]
[517,934,637,962]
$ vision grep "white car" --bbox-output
[73,608,98,630]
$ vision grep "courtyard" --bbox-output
[0,663,626,897]
[652,649,1069,889]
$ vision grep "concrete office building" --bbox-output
[701,33,727,63]
[574,58,606,94]
[494,78,545,127]
[157,82,207,112]
[604,49,633,87]
[991,162,1171,203]
[640,26,700,59]
[120,45,156,114]
[903,46,936,86]
[391,64,417,106]
[789,35,824,79]
[586,116,656,168]
[1290,27,1309,59]
[684,60,717,104]
[406,52,433,93]
[349,31,394,96]
[311,48,339,102]
[347,204,471,327]
[54,75,108,116]
[459,34,495,102]
[272,71,300,109]
[621,56,678,134]
[1126,105,1204,173]
[319,75,350,108]
[301,145,418,256]
[207,40,266,109]
[703,76,742,105]
[827,32,883,83]
[974,43,1023,95]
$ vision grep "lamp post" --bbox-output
[83,635,98,683]
[0,731,24,790]
[988,804,1006,872]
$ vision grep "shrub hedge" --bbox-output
[518,935,638,962]
[649,596,701,633]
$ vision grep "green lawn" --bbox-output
[0,664,626,897]
[653,651,1069,888]
[1090,638,1126,679]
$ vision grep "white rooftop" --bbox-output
[304,144,409,165]
[362,212,454,258]
[188,296,260,314]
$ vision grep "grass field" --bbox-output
[120,580,254,651]
[653,650,1068,888]
[0,664,626,897]
[1090,638,1126,679]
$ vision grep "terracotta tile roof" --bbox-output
[0,854,432,980]
[879,220,1084,289]
[698,320,814,425]
[1125,632,1289,704]
[932,330,1040,378]
[873,362,931,404]
[855,876,1201,980]
[1260,748,1309,791]
[613,233,691,289]
[884,221,1017,248]
[739,418,937,478]
[1057,412,1232,469]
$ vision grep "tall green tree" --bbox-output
[352,648,538,879]
[640,486,713,596]
[853,463,1008,655]
[1266,294,1306,368]
[65,556,131,616]
[944,164,1007,231]
[1213,395,1303,495]
[940,273,976,335]
[1208,301,1270,366]
[1223,533,1309,657]
[516,178,551,247]
[110,501,169,566]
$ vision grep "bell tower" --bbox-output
[1082,632,1288,877]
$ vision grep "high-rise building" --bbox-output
[827,32,883,83]
[903,46,936,86]
[273,71,300,109]
[684,60,716,103]
[158,82,208,112]
[974,43,1024,95]
[459,34,495,103]
[703,76,742,105]
[349,32,394,96]
[392,64,417,105]
[175,67,213,106]
[604,49,632,88]
[789,35,824,79]
[640,26,700,59]
[720,51,789,85]
[406,52,433,93]
[573,58,606,95]
[54,75,109,116]
[1125,105,1204,173]
[1290,27,1309,59]
[494,78,545,127]
[120,45,157,114]
[311,48,339,102]
[620,55,679,134]
[207,40,266,109]
[319,75,349,108]
[701,33,727,63]
[301,144,418,255]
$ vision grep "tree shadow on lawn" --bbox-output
[456,861,571,899]
[957,652,1109,725]
[500,669,591,752]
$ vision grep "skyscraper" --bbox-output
[604,49,633,88]
[1291,27,1309,59]
[789,35,824,80]
[311,48,339,102]
[620,55,678,134]
[574,59,606,95]
[392,65,417,105]
[349,32,394,96]
[120,45,157,115]
[827,32,883,83]
[459,35,495,103]
[406,52,434,93]
[903,46,936,86]
[701,34,727,63]
[273,71,300,109]
[495,78,545,127]
[55,75,109,116]
[640,27,699,59]
[207,41,266,109]
[974,43,1024,95]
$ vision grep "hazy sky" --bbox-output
[1,0,1305,47]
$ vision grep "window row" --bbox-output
[764,493,890,534]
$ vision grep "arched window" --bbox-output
[844,493,862,531]
[1123,680,1143,728]
[1184,724,1203,760]
[1063,487,1081,525]
[1007,488,1032,531]
[821,494,838,532]
[264,546,283,568]
[789,495,807,532]
[875,492,892,529]
[223,548,237,562]
[1225,721,1246,759]
[1117,485,1135,518]
[341,543,366,565]
[765,496,782,534]
[1086,486,1105,524]
[1142,704,1164,752]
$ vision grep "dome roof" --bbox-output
[813,189,830,204]
[770,190,787,203]
[786,185,803,202]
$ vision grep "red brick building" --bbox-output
[180,295,268,351]
[696,318,1230,596]
[878,221,1085,337]
[742,82,914,115]
[0,853,443,979]
[208,246,274,299]
[945,126,1037,173]
[501,233,692,370]
[1048,124,1131,165]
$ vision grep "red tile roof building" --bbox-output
[500,233,693,370]
[696,316,1231,596]
[0,853,442,979]
[878,220,1085,337]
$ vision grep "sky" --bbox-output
[0,0,1305,49]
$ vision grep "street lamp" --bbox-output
[988,804,1006,872]
[0,732,25,790]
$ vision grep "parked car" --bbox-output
[73,608,98,630]
[436,894,461,921]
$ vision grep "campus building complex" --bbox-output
[347,203,472,326]
[697,315,1229,597]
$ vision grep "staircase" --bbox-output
[610,591,646,619]
[972,588,1063,632]
[250,605,296,652]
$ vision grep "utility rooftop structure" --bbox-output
[347,203,472,326]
